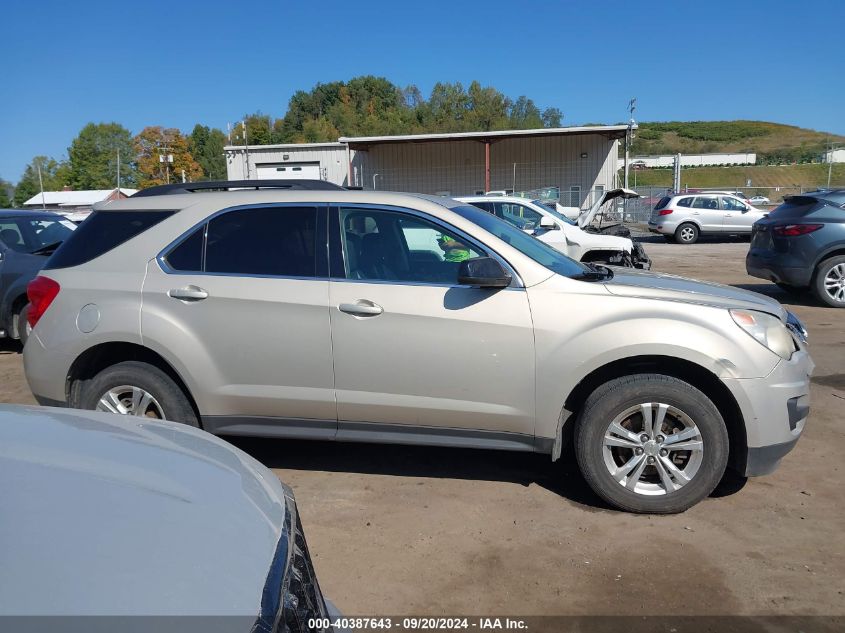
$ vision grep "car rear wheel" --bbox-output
[574,374,728,513]
[80,361,198,426]
[675,223,699,244]
[813,256,845,308]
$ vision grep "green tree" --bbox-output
[542,107,563,128]
[0,177,13,207]
[13,156,67,207]
[135,127,202,189]
[188,124,228,180]
[68,122,137,189]
[508,96,544,129]
[229,113,276,145]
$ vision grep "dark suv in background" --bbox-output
[0,209,76,343]
[746,190,845,308]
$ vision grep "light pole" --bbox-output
[372,173,379,190]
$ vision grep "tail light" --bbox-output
[658,209,674,216]
[773,224,823,237]
[27,276,61,328]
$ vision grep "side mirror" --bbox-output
[539,216,558,230]
[457,257,512,289]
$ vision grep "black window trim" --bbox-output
[157,202,329,281]
[327,203,524,289]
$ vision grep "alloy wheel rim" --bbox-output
[602,402,704,496]
[680,227,695,242]
[823,263,845,303]
[96,385,165,419]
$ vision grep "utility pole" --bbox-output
[624,98,637,191]
[242,121,251,179]
[158,144,173,184]
[116,148,121,192]
[827,139,836,189]
[36,162,46,209]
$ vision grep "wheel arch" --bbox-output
[813,246,845,273]
[66,342,201,424]
[560,354,747,473]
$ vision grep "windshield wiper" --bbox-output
[30,240,63,255]
[575,262,614,281]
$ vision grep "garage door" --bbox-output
[255,163,322,180]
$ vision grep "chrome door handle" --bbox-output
[168,285,208,301]
[339,301,383,316]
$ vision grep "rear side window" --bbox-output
[164,227,204,272]
[768,196,824,219]
[677,197,694,207]
[654,196,671,210]
[44,210,174,269]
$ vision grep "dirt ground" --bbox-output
[1,239,843,617]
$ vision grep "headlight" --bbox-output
[730,309,795,359]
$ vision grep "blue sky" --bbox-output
[1,0,843,181]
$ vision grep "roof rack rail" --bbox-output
[131,179,345,197]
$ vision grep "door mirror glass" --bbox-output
[538,215,558,230]
[457,257,512,288]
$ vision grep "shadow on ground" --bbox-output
[229,434,746,511]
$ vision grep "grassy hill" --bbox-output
[629,121,845,164]
[630,163,845,189]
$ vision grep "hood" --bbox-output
[0,405,287,616]
[578,187,640,228]
[561,223,633,251]
[603,267,787,318]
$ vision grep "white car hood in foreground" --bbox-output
[0,405,287,616]
[602,267,787,318]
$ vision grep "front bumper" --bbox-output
[722,347,813,477]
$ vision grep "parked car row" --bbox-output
[19,180,812,515]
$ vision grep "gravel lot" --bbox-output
[1,239,843,617]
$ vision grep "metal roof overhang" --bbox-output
[339,125,633,150]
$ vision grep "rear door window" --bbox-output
[44,210,174,269]
[204,206,319,277]
[692,197,718,209]
[677,197,694,207]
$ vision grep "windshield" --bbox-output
[451,205,588,278]
[0,216,76,254]
[534,200,576,225]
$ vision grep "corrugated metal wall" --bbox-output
[352,134,618,207]
[225,134,619,208]
[226,144,350,185]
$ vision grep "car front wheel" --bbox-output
[574,374,728,513]
[80,361,198,426]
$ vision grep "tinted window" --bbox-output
[677,197,694,207]
[654,197,671,210]
[339,207,484,284]
[45,211,174,269]
[165,226,204,272]
[451,204,588,278]
[205,206,317,277]
[768,196,825,219]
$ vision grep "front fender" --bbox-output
[527,279,781,440]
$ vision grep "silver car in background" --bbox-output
[649,192,768,244]
[0,404,333,631]
[23,182,813,513]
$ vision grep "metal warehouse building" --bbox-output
[225,125,629,208]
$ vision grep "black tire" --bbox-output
[80,361,198,426]
[675,222,700,244]
[812,255,845,308]
[16,304,31,347]
[574,374,729,514]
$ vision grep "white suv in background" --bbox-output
[649,193,768,244]
[458,195,651,268]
